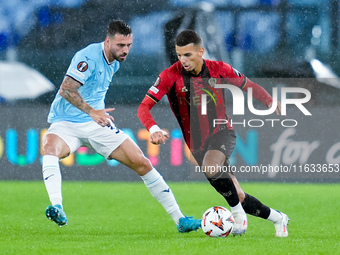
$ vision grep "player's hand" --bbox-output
[149,125,169,145]
[268,101,281,116]
[150,130,169,145]
[90,108,115,127]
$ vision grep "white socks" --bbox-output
[230,202,245,214]
[42,158,185,224]
[267,208,283,223]
[42,155,63,206]
[140,168,184,225]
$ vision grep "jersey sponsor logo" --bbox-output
[197,85,223,107]
[77,61,88,72]
[233,68,243,77]
[153,77,161,87]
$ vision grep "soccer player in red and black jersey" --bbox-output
[138,29,289,237]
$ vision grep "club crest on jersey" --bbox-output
[182,86,188,92]
[208,78,217,87]
[77,61,88,72]
[233,68,242,77]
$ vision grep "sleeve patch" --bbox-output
[150,86,159,94]
[153,77,161,87]
[77,61,88,72]
[233,68,243,77]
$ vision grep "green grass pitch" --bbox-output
[0,181,339,255]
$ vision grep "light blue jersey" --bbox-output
[47,42,120,123]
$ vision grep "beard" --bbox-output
[117,54,127,62]
[110,48,128,62]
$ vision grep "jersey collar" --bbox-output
[102,42,115,65]
[183,59,207,77]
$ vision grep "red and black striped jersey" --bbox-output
[138,59,272,153]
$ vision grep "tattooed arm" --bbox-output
[59,76,114,126]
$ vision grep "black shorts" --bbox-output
[192,129,236,168]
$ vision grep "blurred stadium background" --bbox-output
[0,0,339,182]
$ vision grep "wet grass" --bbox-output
[0,181,339,254]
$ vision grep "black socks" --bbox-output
[206,171,240,207]
[241,193,271,219]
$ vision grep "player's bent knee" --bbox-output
[42,142,57,156]
[134,156,153,176]
[238,190,246,203]
[42,134,69,158]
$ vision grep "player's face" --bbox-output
[176,43,204,75]
[106,33,133,62]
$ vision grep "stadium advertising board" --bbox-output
[0,104,339,182]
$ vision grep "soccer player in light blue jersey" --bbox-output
[42,20,201,232]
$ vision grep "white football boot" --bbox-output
[274,211,289,237]
[231,212,248,235]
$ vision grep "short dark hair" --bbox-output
[175,29,202,47]
[107,20,132,37]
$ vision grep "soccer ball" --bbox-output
[201,206,234,237]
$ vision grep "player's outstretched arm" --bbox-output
[59,76,114,126]
[242,78,272,107]
[243,78,282,116]
[138,96,168,145]
[268,101,282,116]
